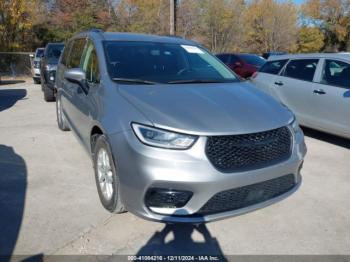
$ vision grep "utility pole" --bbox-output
[170,0,176,35]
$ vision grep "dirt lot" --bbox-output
[1,80,350,257]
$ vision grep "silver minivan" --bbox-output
[55,30,306,223]
[252,53,350,139]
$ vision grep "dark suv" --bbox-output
[41,43,64,101]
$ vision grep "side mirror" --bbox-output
[64,68,89,93]
[64,68,86,83]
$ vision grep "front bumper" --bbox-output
[33,68,41,79]
[109,128,306,223]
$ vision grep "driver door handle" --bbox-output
[274,81,284,86]
[313,89,326,95]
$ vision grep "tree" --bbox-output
[0,0,38,51]
[195,0,246,52]
[114,0,170,34]
[302,0,350,51]
[297,26,325,53]
[243,0,298,53]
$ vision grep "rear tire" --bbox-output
[43,85,55,102]
[33,78,41,84]
[93,135,126,214]
[56,95,70,131]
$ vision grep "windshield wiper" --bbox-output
[167,79,233,84]
[112,78,158,85]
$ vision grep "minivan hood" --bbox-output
[118,82,293,135]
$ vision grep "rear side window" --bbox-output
[260,60,288,75]
[67,39,86,68]
[321,59,350,89]
[283,59,318,82]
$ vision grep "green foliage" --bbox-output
[297,26,325,53]
[0,0,346,54]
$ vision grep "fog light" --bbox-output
[145,188,193,208]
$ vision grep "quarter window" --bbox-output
[61,41,72,66]
[283,59,318,82]
[67,38,86,69]
[83,42,100,84]
[260,60,288,75]
[321,59,350,89]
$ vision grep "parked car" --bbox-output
[32,48,44,84]
[251,53,350,139]
[41,43,64,101]
[216,53,266,78]
[55,30,306,223]
[262,51,287,60]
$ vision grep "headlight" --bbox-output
[46,64,57,71]
[131,123,197,149]
[289,116,301,133]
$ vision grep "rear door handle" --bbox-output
[274,81,284,86]
[313,89,326,95]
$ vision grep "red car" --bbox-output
[216,53,266,78]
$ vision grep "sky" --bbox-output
[293,0,305,5]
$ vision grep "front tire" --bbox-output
[33,78,41,84]
[43,85,55,102]
[56,95,70,131]
[93,135,125,213]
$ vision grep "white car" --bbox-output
[251,53,350,139]
[32,48,44,84]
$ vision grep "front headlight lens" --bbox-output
[290,116,300,133]
[132,123,197,149]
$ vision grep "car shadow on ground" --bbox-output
[0,80,26,85]
[302,127,350,149]
[137,223,226,260]
[0,145,27,259]
[0,89,27,112]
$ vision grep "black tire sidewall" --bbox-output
[44,86,55,102]
[93,135,122,212]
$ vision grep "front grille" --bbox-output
[206,126,292,173]
[197,174,295,215]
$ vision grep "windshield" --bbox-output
[103,41,239,84]
[35,49,44,58]
[238,54,266,67]
[46,44,64,62]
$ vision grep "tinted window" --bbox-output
[238,54,266,67]
[82,42,100,84]
[60,41,72,66]
[321,59,350,89]
[104,41,238,84]
[216,54,230,63]
[45,44,64,63]
[230,55,240,64]
[283,59,318,82]
[67,39,86,68]
[260,59,288,75]
[35,49,44,58]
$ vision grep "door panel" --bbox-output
[309,59,350,137]
[272,59,319,126]
[70,40,101,148]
